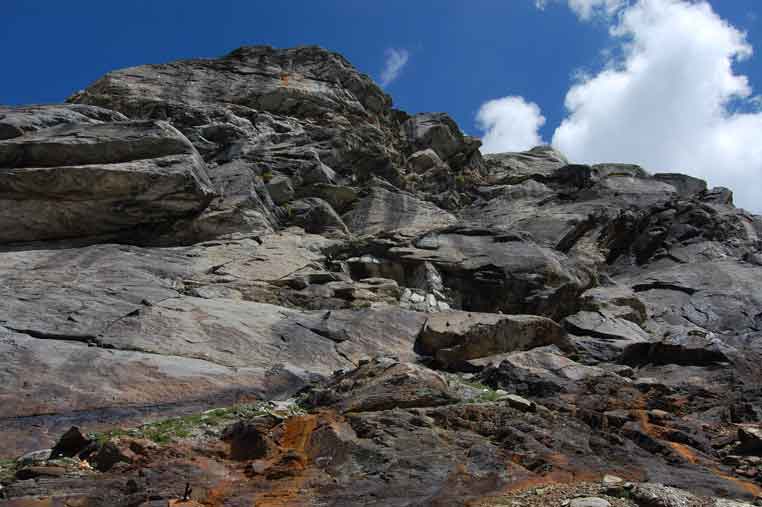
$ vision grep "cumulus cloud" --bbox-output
[482,0,762,212]
[379,48,410,87]
[553,0,762,212]
[476,96,546,153]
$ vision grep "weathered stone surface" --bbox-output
[564,309,652,362]
[418,311,571,363]
[0,229,430,455]
[0,104,128,139]
[627,483,701,507]
[568,498,611,507]
[737,425,762,454]
[287,197,349,237]
[579,285,648,324]
[0,117,214,243]
[265,175,294,205]
[479,345,615,396]
[390,226,592,319]
[70,45,391,120]
[3,43,762,507]
[654,173,708,197]
[483,144,569,184]
[401,113,481,169]
[343,186,457,237]
[302,356,458,412]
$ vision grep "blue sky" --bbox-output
[1,0,600,138]
[2,1,761,210]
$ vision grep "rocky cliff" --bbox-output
[1,46,762,506]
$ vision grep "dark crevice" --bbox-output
[632,282,697,295]
[564,321,629,342]
[3,326,112,348]
[293,321,350,343]
[335,344,358,368]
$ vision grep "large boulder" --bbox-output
[0,116,214,243]
[483,145,569,184]
[302,356,459,413]
[417,311,571,363]
[400,112,482,170]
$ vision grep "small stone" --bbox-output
[16,449,52,467]
[50,426,92,459]
[266,176,295,205]
[568,498,611,507]
[410,293,425,304]
[90,441,134,472]
[738,426,762,454]
[505,394,536,412]
[602,474,624,487]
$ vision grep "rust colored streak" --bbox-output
[669,442,699,465]
[712,469,762,497]
[280,73,289,86]
[251,414,321,507]
[280,414,318,454]
[632,395,762,497]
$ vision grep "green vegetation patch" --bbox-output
[89,401,306,445]
[0,458,16,483]
[449,375,505,403]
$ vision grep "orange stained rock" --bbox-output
[632,395,762,498]
[668,442,700,465]
[712,469,762,497]
[250,414,324,507]
[280,414,318,454]
[168,500,205,507]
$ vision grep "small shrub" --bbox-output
[0,458,16,482]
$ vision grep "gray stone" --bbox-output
[302,358,459,413]
[401,113,480,165]
[408,149,443,173]
[266,175,294,205]
[504,394,535,412]
[568,498,610,507]
[737,425,762,454]
[418,311,571,363]
[0,118,214,243]
[288,197,349,237]
[299,160,337,185]
[0,104,128,139]
[16,449,52,467]
[343,186,457,237]
[627,483,700,507]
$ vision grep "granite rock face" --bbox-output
[1,45,762,507]
[0,116,214,243]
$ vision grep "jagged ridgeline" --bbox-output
[1,46,762,506]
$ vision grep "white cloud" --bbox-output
[476,96,546,153]
[535,0,628,19]
[552,0,762,212]
[568,0,627,19]
[379,48,410,87]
